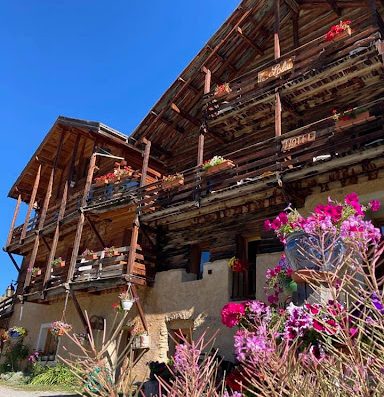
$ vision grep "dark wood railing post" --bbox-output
[198,67,211,166]
[67,153,97,282]
[274,0,282,138]
[20,163,41,242]
[6,193,21,247]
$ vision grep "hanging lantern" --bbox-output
[118,283,136,311]
[5,283,15,298]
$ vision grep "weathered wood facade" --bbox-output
[2,0,384,367]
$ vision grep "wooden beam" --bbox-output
[326,0,342,16]
[67,153,97,282]
[6,251,20,272]
[85,215,106,247]
[170,103,200,128]
[131,284,148,332]
[292,11,300,49]
[41,235,51,252]
[284,0,300,14]
[150,111,185,135]
[198,68,212,166]
[207,47,238,72]
[20,163,41,242]
[236,27,264,56]
[6,194,21,247]
[177,77,199,94]
[127,217,140,274]
[274,0,281,59]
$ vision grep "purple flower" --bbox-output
[173,343,199,374]
[371,293,384,315]
[234,328,273,363]
[283,303,313,341]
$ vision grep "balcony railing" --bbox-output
[203,14,381,129]
[27,245,153,296]
[0,297,15,319]
[136,100,384,220]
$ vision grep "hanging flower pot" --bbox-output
[228,257,248,272]
[285,231,345,274]
[82,249,99,261]
[119,284,136,311]
[133,333,150,349]
[50,321,72,337]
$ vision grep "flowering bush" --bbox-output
[265,254,296,305]
[202,156,226,170]
[325,20,352,42]
[7,326,27,339]
[221,302,246,328]
[50,321,72,336]
[28,350,40,363]
[264,193,381,247]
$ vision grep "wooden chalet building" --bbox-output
[2,0,384,376]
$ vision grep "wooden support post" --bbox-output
[274,0,282,138]
[26,166,57,288]
[85,214,106,247]
[67,154,97,282]
[6,194,21,247]
[41,235,51,252]
[131,284,148,332]
[70,289,90,333]
[44,182,68,287]
[20,163,41,242]
[126,139,152,275]
[140,139,151,188]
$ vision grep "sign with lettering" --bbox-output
[258,58,294,83]
[281,131,316,152]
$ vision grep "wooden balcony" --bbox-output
[25,245,154,301]
[203,14,383,137]
[137,99,384,223]
[0,297,15,320]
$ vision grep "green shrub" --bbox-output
[0,342,29,372]
[29,363,79,387]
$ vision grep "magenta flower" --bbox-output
[221,302,245,328]
[369,199,381,212]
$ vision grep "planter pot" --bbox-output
[53,261,66,268]
[162,177,184,191]
[134,334,150,349]
[204,160,235,176]
[121,299,134,311]
[335,111,370,129]
[9,335,23,345]
[84,254,98,261]
[285,231,345,273]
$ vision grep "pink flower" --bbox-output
[369,199,381,212]
[221,302,245,328]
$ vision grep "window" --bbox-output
[167,319,193,357]
[189,245,210,279]
[36,323,59,361]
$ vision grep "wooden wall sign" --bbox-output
[281,131,316,152]
[258,58,294,83]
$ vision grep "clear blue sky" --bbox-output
[0,1,240,294]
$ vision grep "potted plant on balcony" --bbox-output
[133,332,150,350]
[214,83,232,98]
[31,267,42,277]
[228,257,248,272]
[325,20,352,42]
[162,173,184,190]
[119,284,136,311]
[51,257,66,268]
[202,156,235,176]
[50,321,72,337]
[114,164,134,182]
[104,246,120,258]
[94,175,108,187]
[332,108,370,129]
[82,249,98,261]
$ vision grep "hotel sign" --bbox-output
[281,131,316,152]
[258,58,294,83]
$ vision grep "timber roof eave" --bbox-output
[8,116,163,201]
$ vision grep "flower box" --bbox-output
[335,111,370,129]
[204,160,235,176]
[162,175,184,190]
[104,249,120,258]
[214,83,231,98]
